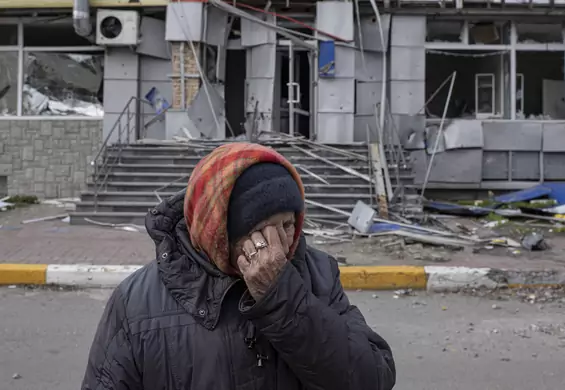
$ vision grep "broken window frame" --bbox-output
[426,18,565,121]
[475,73,496,118]
[0,17,104,118]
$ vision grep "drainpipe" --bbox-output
[73,0,93,39]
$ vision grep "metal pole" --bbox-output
[420,72,456,200]
[288,40,295,136]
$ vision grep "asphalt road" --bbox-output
[1,287,564,390]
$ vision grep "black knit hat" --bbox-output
[227,162,304,242]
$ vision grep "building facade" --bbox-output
[1,0,565,197]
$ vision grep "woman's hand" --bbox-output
[237,225,288,300]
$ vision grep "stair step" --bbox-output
[75,201,360,214]
[94,172,413,186]
[102,163,413,175]
[79,190,374,205]
[104,154,409,166]
[70,211,349,226]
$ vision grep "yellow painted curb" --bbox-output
[0,264,47,285]
[339,266,427,290]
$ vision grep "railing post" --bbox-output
[126,104,131,144]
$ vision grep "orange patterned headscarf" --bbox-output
[184,143,305,275]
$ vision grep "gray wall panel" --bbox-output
[316,1,354,41]
[354,50,383,82]
[104,48,139,80]
[390,15,426,47]
[427,150,483,183]
[318,79,355,113]
[317,113,354,143]
[483,121,543,151]
[353,115,377,142]
[482,151,509,180]
[389,81,425,115]
[544,153,565,180]
[355,81,382,115]
[542,122,565,151]
[166,2,203,42]
[390,46,425,81]
[511,151,540,180]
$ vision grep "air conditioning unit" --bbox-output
[96,9,140,46]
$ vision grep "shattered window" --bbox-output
[22,52,104,117]
[0,52,18,116]
[0,25,18,46]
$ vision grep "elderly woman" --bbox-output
[82,142,396,390]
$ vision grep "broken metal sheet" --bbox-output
[185,83,226,138]
[209,0,315,50]
[425,125,446,154]
[240,12,276,46]
[348,200,377,233]
[443,119,484,150]
[393,114,425,150]
[166,2,204,42]
[137,17,170,60]
[354,15,391,52]
[245,112,273,133]
[205,7,229,47]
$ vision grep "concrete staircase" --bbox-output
[70,142,415,226]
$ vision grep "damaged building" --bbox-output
[1,0,565,218]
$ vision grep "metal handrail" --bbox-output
[90,96,161,210]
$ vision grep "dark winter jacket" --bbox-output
[82,191,396,390]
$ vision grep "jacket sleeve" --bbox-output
[241,260,396,390]
[82,288,142,390]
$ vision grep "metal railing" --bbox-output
[90,96,167,210]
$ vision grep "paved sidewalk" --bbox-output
[2,205,565,270]
[0,205,154,265]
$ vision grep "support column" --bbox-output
[315,1,355,144]
[510,22,517,120]
[242,13,277,135]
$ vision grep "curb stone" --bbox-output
[0,264,564,291]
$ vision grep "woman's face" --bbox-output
[230,211,296,267]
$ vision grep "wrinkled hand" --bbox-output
[237,225,289,301]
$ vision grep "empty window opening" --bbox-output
[516,51,565,119]
[425,50,508,119]
[516,23,563,44]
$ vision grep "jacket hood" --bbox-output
[183,142,305,275]
[145,189,308,329]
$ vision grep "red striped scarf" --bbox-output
[184,142,305,275]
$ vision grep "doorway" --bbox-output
[276,41,316,139]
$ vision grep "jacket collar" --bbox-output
[145,190,307,330]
